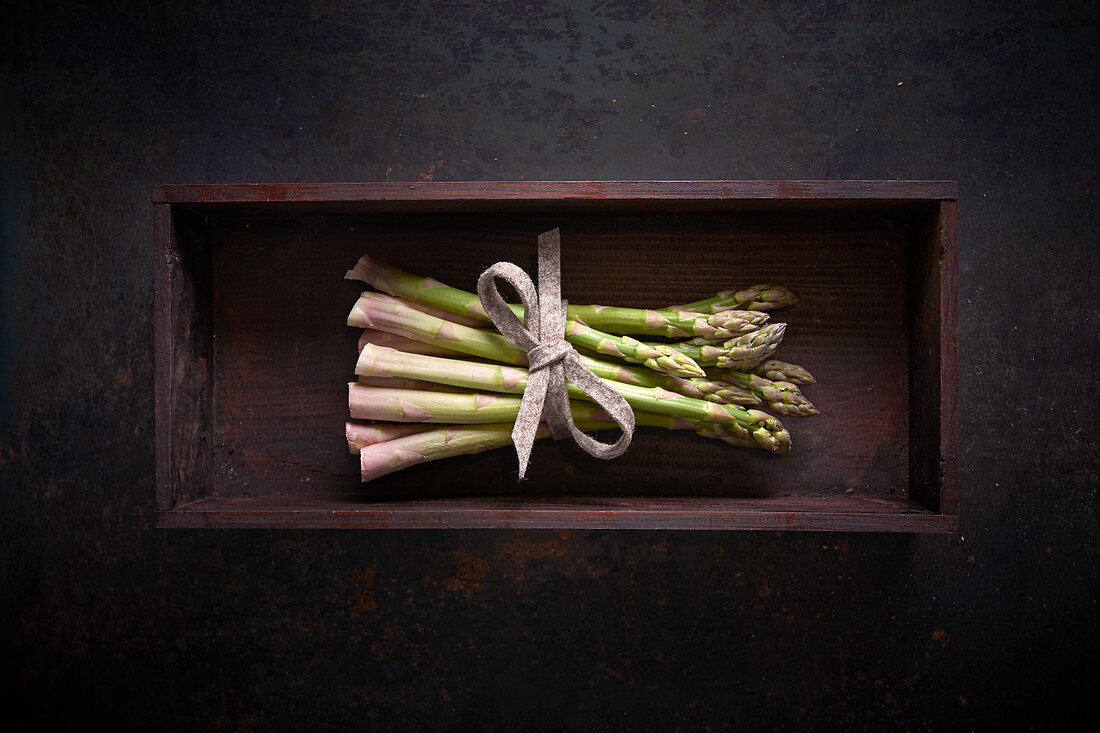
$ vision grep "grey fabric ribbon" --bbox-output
[477,228,635,478]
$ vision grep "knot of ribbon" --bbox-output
[476,228,635,478]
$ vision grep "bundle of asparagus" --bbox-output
[343,254,819,482]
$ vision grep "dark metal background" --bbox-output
[2,1,1096,729]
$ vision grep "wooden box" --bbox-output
[153,181,957,531]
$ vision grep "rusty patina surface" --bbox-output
[1,0,1096,728]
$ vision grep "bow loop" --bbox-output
[475,261,540,352]
[476,228,635,478]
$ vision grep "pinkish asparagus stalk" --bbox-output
[346,422,433,454]
[356,376,466,393]
[381,294,487,328]
[358,329,458,356]
[358,424,523,481]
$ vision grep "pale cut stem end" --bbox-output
[346,422,434,454]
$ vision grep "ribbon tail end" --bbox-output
[512,427,534,481]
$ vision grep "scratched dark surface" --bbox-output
[1,0,1097,729]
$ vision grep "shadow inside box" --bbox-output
[346,428,830,502]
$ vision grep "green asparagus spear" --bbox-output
[751,359,816,385]
[352,346,790,451]
[644,323,786,369]
[592,362,761,406]
[563,318,704,377]
[358,322,755,405]
[668,284,800,313]
[347,255,494,320]
[678,377,762,406]
[347,255,747,346]
[349,291,704,378]
[349,383,622,425]
[565,303,767,339]
[708,370,819,417]
[357,412,782,482]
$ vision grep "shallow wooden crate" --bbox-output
[153,181,957,531]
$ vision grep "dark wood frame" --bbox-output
[153,181,958,531]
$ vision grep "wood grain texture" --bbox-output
[153,204,171,509]
[153,182,958,530]
[939,201,960,517]
[153,180,959,205]
[158,212,214,509]
[156,495,952,532]
[906,201,960,518]
[210,212,907,499]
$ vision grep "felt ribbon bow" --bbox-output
[476,229,635,478]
